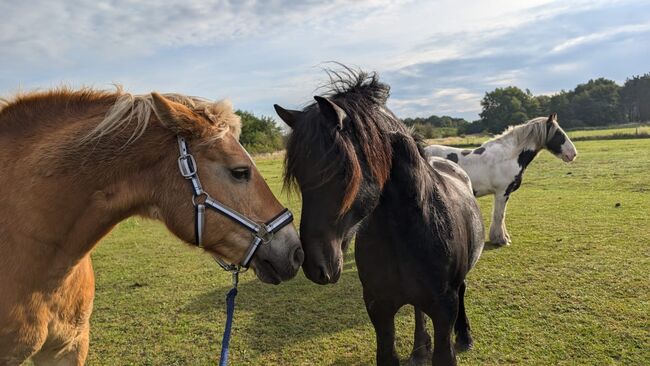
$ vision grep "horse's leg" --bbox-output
[408,307,432,365]
[454,281,473,352]
[32,257,93,366]
[31,324,89,366]
[363,290,399,366]
[489,193,510,245]
[425,291,459,366]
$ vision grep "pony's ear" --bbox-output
[151,92,204,136]
[547,113,557,123]
[273,104,302,129]
[314,96,347,131]
[388,131,420,165]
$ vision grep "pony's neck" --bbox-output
[374,144,437,234]
[493,122,546,157]
[1,107,174,280]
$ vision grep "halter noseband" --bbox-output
[176,136,294,271]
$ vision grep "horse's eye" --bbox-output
[230,167,251,181]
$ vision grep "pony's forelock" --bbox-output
[284,66,397,216]
[82,90,241,145]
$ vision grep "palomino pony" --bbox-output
[0,89,303,365]
[426,114,577,245]
[275,68,484,365]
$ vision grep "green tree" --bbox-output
[403,115,469,128]
[570,78,624,126]
[236,110,284,154]
[535,95,551,115]
[479,87,540,133]
[620,73,650,122]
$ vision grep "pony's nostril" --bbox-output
[319,266,331,283]
[292,247,304,268]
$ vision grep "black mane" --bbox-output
[284,65,449,237]
[284,66,408,214]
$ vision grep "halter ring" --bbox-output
[192,192,210,207]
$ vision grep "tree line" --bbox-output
[239,72,649,152]
[405,72,650,136]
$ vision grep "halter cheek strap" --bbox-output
[176,136,294,270]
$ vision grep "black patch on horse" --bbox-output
[518,149,537,169]
[473,147,485,155]
[504,149,538,197]
[461,150,471,156]
[546,129,566,155]
[505,173,522,196]
[446,153,458,163]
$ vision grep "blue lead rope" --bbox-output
[219,273,239,366]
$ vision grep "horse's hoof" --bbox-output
[454,340,473,353]
[406,354,431,366]
[488,238,510,246]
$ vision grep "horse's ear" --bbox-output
[151,92,204,136]
[273,104,302,129]
[314,96,347,131]
[388,131,420,164]
[547,113,557,123]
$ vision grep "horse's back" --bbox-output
[428,156,472,191]
[424,144,462,161]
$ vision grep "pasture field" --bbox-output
[85,137,649,365]
[425,124,650,147]
[567,124,650,139]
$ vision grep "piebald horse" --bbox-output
[0,89,302,365]
[425,114,577,245]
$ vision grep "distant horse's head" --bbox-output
[545,113,577,162]
[102,93,302,284]
[275,69,397,284]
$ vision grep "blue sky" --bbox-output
[1,0,648,122]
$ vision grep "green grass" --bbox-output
[567,125,650,140]
[426,124,650,147]
[86,138,650,365]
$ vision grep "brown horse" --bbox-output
[0,89,303,365]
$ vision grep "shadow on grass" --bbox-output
[182,257,371,361]
[483,241,509,251]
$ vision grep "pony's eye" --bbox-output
[230,167,251,181]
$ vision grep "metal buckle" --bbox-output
[192,192,210,207]
[257,226,274,244]
[178,154,198,178]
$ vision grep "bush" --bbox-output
[236,110,284,154]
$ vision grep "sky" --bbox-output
[1,0,649,122]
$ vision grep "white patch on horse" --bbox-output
[425,114,577,245]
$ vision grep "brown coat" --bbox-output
[0,89,301,365]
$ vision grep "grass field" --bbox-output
[85,137,649,365]
[425,124,650,147]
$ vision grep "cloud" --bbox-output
[0,0,394,64]
[1,0,649,121]
[551,23,650,53]
[383,0,650,118]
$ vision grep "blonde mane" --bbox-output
[84,88,241,144]
[486,116,557,152]
[1,87,241,145]
[0,98,8,112]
